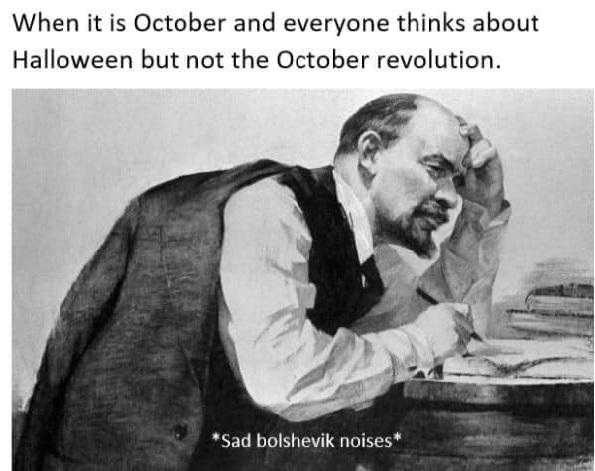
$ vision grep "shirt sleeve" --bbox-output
[219,178,433,422]
[418,198,512,335]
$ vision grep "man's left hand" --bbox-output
[455,124,505,220]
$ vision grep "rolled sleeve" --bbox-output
[366,324,435,380]
[420,199,511,301]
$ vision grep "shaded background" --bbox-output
[13,89,594,406]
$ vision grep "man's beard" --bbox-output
[377,199,451,259]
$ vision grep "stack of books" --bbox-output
[507,284,593,337]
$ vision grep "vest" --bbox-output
[15,161,384,471]
[280,166,385,334]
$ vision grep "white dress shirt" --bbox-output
[218,171,510,422]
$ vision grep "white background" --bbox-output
[2,0,595,464]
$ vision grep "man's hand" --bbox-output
[455,124,505,220]
[412,303,474,366]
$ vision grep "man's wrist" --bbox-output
[482,191,506,221]
[460,197,511,232]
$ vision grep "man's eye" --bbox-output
[425,165,445,179]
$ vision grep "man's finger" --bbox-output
[455,115,468,127]
[455,324,471,347]
[451,303,470,316]
[456,343,469,357]
[460,124,483,143]
[453,310,475,335]
[471,144,498,168]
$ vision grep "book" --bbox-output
[443,339,593,381]
[525,295,593,317]
[508,311,593,337]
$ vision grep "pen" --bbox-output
[416,288,486,343]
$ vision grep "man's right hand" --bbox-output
[412,303,474,366]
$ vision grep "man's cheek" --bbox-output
[374,177,414,218]
[391,167,431,213]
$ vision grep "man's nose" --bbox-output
[434,178,458,209]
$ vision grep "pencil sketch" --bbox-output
[13,90,593,470]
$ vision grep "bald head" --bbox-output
[401,98,470,175]
[335,93,418,158]
[335,94,468,172]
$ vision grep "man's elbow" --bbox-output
[242,375,316,423]
[242,383,295,421]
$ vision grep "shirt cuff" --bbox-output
[367,326,434,383]
[399,324,435,377]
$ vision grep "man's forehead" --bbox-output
[404,101,470,168]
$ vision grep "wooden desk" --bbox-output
[271,338,593,470]
[390,338,594,470]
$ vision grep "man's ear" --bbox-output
[357,130,382,176]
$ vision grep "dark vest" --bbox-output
[280,166,385,334]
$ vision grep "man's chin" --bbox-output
[384,229,437,259]
[378,214,440,259]
[407,235,437,259]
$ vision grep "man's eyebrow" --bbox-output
[422,153,458,174]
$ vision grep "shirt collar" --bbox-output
[332,170,374,264]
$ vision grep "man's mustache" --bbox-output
[412,199,453,226]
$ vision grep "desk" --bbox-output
[369,338,593,470]
[265,339,593,470]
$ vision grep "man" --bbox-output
[16,93,509,470]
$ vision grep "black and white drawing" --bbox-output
[13,90,593,470]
